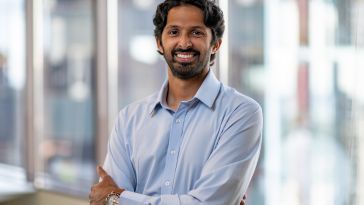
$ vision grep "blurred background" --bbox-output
[0,0,363,204]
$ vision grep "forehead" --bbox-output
[165,4,207,28]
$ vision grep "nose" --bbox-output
[177,34,192,49]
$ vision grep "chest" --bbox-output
[127,107,226,191]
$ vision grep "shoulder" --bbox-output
[116,92,159,126]
[218,84,262,117]
[217,85,263,138]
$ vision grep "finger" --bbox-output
[96,165,108,179]
[241,193,247,205]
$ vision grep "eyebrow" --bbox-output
[165,25,180,29]
[165,25,206,30]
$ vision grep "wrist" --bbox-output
[113,188,124,195]
[105,188,124,205]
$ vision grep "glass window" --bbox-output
[0,0,26,170]
[224,1,265,204]
[35,0,97,196]
[0,0,32,197]
[225,0,364,204]
[0,0,25,169]
[118,0,165,108]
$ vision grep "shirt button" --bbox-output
[170,150,176,155]
[175,119,182,123]
[165,180,170,186]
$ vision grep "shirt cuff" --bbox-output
[120,191,181,205]
[120,191,152,205]
[161,195,180,204]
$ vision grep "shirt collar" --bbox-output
[194,70,221,108]
[148,79,168,116]
[149,70,221,115]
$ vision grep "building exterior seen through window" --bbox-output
[0,0,25,169]
[35,0,97,196]
[227,1,364,205]
[117,0,165,108]
[0,0,30,197]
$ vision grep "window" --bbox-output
[0,0,31,197]
[117,0,165,108]
[34,0,97,196]
[223,0,364,204]
[0,0,25,169]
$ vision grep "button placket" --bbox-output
[164,180,170,186]
[161,106,187,194]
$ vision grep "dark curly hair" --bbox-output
[153,0,225,65]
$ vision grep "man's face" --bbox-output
[157,4,221,79]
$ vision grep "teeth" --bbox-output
[176,54,193,59]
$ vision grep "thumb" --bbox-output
[97,165,109,179]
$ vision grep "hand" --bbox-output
[240,194,247,205]
[89,165,124,205]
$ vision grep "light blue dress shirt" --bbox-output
[103,71,263,205]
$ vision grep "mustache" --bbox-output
[172,48,200,55]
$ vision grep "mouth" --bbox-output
[172,49,199,64]
[174,53,196,63]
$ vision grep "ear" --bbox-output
[211,39,222,54]
[156,37,164,54]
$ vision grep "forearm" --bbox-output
[119,191,241,205]
[118,153,259,205]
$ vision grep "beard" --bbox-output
[163,48,210,80]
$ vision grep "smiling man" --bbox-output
[89,1,262,205]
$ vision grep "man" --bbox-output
[89,0,262,204]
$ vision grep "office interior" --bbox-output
[0,0,363,205]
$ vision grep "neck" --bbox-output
[167,68,209,110]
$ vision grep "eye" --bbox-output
[168,29,179,36]
[192,30,204,37]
